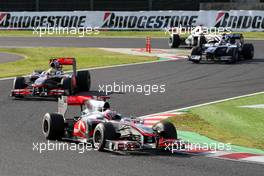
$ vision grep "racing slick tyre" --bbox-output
[168,34,181,48]
[13,77,26,89]
[229,48,239,64]
[193,36,206,47]
[13,77,27,98]
[153,121,177,139]
[242,43,254,60]
[93,122,118,151]
[77,70,91,91]
[62,77,73,95]
[190,46,202,63]
[42,113,65,140]
[199,35,207,46]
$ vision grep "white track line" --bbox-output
[139,91,264,118]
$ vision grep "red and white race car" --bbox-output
[11,58,90,98]
[42,96,184,152]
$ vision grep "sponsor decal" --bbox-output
[215,12,264,30]
[0,13,86,28]
[1,11,264,31]
[102,12,198,29]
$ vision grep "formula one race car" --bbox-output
[188,33,254,64]
[11,58,90,98]
[168,26,222,48]
[42,96,183,152]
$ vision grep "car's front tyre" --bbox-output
[12,77,27,98]
[153,121,177,139]
[168,34,181,48]
[93,122,118,151]
[242,43,254,60]
[190,46,202,63]
[42,113,65,140]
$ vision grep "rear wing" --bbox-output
[49,57,76,65]
[50,57,77,75]
[58,95,110,116]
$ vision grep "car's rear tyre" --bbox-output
[93,122,118,151]
[153,121,177,139]
[77,70,91,91]
[168,34,181,48]
[190,46,202,63]
[62,77,73,95]
[242,43,254,60]
[42,113,65,140]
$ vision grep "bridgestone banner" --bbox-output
[0,11,264,31]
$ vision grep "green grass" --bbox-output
[0,30,263,39]
[242,32,264,39]
[167,93,264,150]
[0,48,157,78]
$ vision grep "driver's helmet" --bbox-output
[222,33,229,41]
[103,109,121,120]
[50,60,60,69]
[220,33,228,44]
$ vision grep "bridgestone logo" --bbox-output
[215,12,264,29]
[0,13,86,28]
[102,12,198,29]
[1,11,264,31]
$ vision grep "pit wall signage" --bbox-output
[0,11,263,31]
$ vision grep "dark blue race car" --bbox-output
[188,33,254,64]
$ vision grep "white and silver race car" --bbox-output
[168,26,222,48]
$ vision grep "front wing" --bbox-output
[11,87,65,97]
[104,139,185,152]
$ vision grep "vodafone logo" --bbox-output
[73,120,87,138]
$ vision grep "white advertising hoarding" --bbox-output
[0,11,263,31]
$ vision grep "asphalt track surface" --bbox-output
[0,36,168,48]
[0,37,264,176]
[0,52,23,63]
